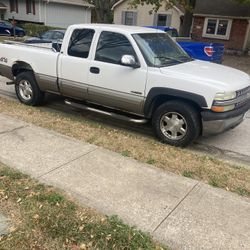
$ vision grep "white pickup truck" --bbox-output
[0,24,250,147]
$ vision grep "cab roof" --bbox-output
[68,23,165,34]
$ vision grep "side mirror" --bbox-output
[121,55,140,68]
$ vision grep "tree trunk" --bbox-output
[92,0,115,24]
[95,8,110,23]
[179,9,193,37]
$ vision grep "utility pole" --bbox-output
[11,16,17,38]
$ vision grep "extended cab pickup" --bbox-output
[0,24,250,147]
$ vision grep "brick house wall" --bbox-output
[192,16,248,51]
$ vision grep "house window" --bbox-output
[203,18,232,40]
[122,11,137,26]
[154,14,172,27]
[26,0,35,15]
[9,0,18,13]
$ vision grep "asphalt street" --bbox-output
[0,76,250,168]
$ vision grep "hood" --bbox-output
[160,60,250,92]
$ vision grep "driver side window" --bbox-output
[95,31,137,65]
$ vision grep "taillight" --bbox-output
[204,46,214,57]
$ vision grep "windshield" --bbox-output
[133,33,192,67]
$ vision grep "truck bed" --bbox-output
[0,41,59,80]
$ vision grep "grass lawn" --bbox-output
[0,36,6,43]
[0,97,249,198]
[0,36,25,43]
[0,163,166,250]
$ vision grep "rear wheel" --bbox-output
[15,71,44,106]
[152,100,201,147]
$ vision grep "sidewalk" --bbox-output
[0,113,249,249]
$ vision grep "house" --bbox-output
[0,0,93,28]
[112,0,184,31]
[192,0,250,52]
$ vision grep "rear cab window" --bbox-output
[68,29,95,58]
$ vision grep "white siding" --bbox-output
[1,0,91,28]
[43,3,91,28]
[1,0,41,23]
[113,1,183,31]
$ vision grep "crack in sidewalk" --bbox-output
[0,125,28,135]
[153,182,199,233]
[37,148,98,179]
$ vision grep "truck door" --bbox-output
[87,31,147,115]
[58,28,95,100]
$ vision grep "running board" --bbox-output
[65,100,148,124]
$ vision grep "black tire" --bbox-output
[15,71,45,106]
[17,31,25,37]
[152,100,201,147]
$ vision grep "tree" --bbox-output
[89,0,250,25]
[130,0,196,36]
[235,0,250,3]
[88,0,119,23]
[130,0,250,37]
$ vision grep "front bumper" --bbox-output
[201,101,250,136]
[202,114,245,136]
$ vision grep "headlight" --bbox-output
[214,91,236,101]
[212,91,237,112]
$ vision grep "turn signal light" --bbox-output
[211,106,225,112]
[211,105,235,112]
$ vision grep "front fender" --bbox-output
[144,87,207,118]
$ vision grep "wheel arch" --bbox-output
[144,87,207,118]
[12,61,34,77]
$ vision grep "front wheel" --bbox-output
[15,71,44,106]
[152,101,201,147]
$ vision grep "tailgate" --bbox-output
[210,43,225,64]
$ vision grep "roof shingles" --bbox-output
[42,0,94,8]
[194,0,250,18]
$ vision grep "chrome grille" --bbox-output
[235,85,250,109]
[236,86,250,98]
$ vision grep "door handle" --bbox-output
[90,67,100,74]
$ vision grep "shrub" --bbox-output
[20,23,62,36]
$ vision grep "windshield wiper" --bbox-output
[154,56,192,67]
[177,55,193,62]
[154,56,186,64]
